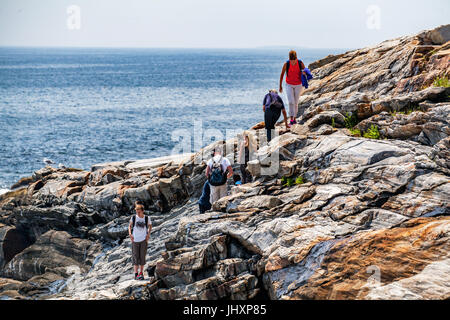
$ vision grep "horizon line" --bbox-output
[0,44,354,51]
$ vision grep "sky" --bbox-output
[0,0,449,49]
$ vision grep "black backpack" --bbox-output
[208,156,227,186]
[132,215,149,234]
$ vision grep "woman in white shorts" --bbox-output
[279,50,306,125]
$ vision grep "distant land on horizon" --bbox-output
[0,44,353,51]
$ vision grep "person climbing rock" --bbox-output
[237,131,255,183]
[263,89,289,142]
[279,50,306,125]
[205,150,233,204]
[128,202,152,280]
[233,174,242,185]
[198,180,212,213]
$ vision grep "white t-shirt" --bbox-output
[207,155,231,173]
[130,214,152,242]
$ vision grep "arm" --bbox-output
[279,63,286,93]
[146,224,152,241]
[205,164,211,178]
[300,60,306,75]
[226,165,233,179]
[128,220,134,242]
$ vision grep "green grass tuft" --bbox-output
[433,75,449,88]
[344,112,358,130]
[295,176,305,185]
[363,125,380,139]
[282,175,307,187]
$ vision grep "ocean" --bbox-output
[0,47,344,190]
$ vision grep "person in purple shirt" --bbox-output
[263,89,289,142]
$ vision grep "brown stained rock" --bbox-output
[264,255,291,273]
[0,277,25,299]
[0,187,28,209]
[88,166,128,186]
[251,122,265,130]
[286,217,450,300]
[0,277,22,292]
[117,184,136,198]
[356,103,373,120]
[10,176,34,190]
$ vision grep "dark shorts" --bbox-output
[240,164,252,184]
[132,240,148,266]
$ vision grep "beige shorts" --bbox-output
[209,184,228,204]
[132,240,147,266]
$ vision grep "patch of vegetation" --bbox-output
[331,118,335,128]
[342,111,383,140]
[349,128,362,137]
[363,125,381,139]
[405,105,423,114]
[433,75,449,88]
[284,177,294,187]
[343,112,363,137]
[295,176,305,185]
[344,112,359,129]
[281,175,306,187]
[390,104,423,117]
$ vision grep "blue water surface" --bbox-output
[0,47,344,188]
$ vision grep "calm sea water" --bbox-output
[0,47,344,190]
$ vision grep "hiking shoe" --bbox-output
[137,272,144,280]
[134,273,139,280]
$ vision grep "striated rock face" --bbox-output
[0,25,449,300]
[266,217,450,300]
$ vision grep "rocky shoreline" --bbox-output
[0,25,449,300]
